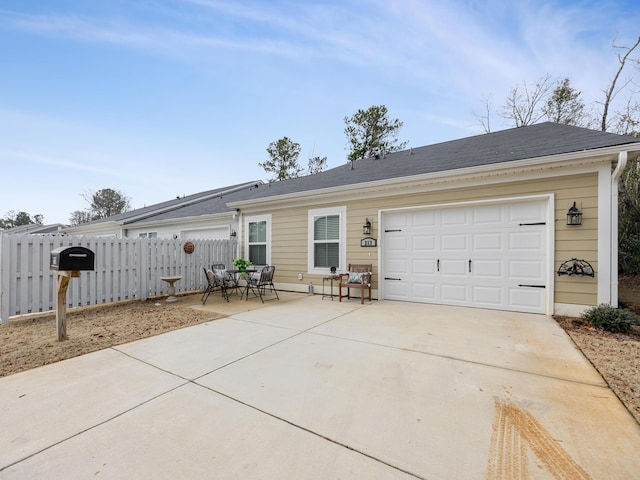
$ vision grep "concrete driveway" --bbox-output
[1,294,639,479]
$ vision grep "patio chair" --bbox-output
[201,267,235,304]
[338,264,372,304]
[213,264,240,299]
[245,265,279,303]
[201,268,217,304]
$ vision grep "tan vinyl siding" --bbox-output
[266,171,601,307]
[271,206,307,282]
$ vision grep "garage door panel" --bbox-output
[412,283,437,301]
[413,235,437,252]
[441,234,467,251]
[412,210,437,227]
[441,208,468,226]
[386,214,409,229]
[472,286,503,307]
[413,259,436,275]
[386,236,409,251]
[509,202,545,222]
[509,287,545,311]
[508,231,545,251]
[473,205,504,224]
[440,259,467,275]
[509,260,544,281]
[386,259,409,276]
[473,232,503,250]
[385,281,409,299]
[440,284,468,303]
[473,260,503,278]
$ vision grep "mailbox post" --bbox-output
[50,246,95,341]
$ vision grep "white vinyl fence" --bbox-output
[0,234,237,324]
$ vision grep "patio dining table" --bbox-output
[228,269,258,299]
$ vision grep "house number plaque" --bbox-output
[360,237,377,247]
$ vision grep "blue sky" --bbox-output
[1,0,639,225]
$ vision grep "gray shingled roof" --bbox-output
[224,122,640,204]
[75,181,261,226]
[99,122,640,226]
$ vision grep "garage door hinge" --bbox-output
[518,222,546,226]
[384,229,402,232]
[518,284,546,288]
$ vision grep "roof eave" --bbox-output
[61,221,123,234]
[123,211,235,229]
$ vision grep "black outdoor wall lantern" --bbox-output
[363,218,372,235]
[566,202,582,226]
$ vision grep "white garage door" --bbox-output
[383,200,548,313]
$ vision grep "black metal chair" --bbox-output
[202,266,236,304]
[201,268,218,304]
[245,265,279,303]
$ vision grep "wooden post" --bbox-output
[56,271,80,341]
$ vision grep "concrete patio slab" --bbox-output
[228,296,366,330]
[115,317,299,380]
[0,349,185,469]
[1,383,416,480]
[311,301,606,385]
[198,329,640,480]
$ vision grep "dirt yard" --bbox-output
[0,298,221,378]
[1,279,639,424]
[554,274,640,424]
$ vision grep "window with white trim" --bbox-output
[245,215,271,266]
[308,207,346,274]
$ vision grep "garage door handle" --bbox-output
[469,259,472,272]
[385,277,402,281]
[437,259,440,272]
[518,284,546,288]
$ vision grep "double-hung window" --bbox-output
[308,206,346,274]
[245,215,270,265]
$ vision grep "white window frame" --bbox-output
[244,214,271,265]
[307,206,346,275]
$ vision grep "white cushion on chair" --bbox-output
[249,271,261,283]
[213,269,227,282]
[348,272,362,284]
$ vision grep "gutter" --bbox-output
[610,151,628,307]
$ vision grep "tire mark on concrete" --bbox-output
[486,397,592,480]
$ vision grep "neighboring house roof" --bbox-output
[226,123,640,206]
[1,223,64,235]
[63,181,262,232]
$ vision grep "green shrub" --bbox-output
[581,304,639,333]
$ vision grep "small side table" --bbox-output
[322,275,340,300]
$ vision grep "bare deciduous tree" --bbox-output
[600,36,640,132]
[500,74,555,127]
[473,94,493,133]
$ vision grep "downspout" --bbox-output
[610,151,628,307]
[236,210,243,260]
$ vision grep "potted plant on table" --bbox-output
[232,257,253,277]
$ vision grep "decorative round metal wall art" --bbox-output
[183,241,195,254]
[557,258,595,277]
